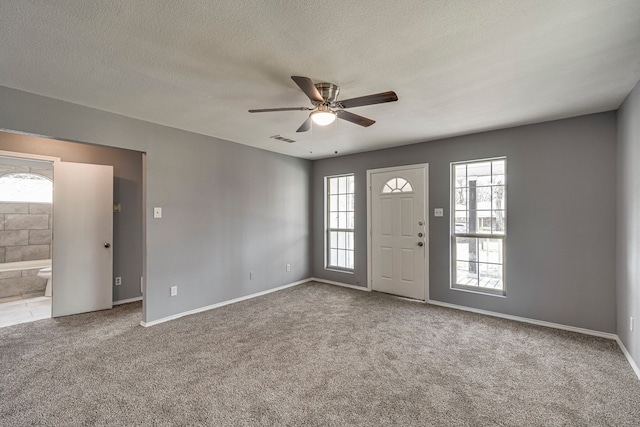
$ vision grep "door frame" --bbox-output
[0,149,60,164]
[366,163,429,300]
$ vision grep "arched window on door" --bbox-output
[381,177,413,193]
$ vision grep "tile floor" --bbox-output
[0,296,51,328]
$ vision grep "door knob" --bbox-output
[418,242,424,247]
[104,243,111,248]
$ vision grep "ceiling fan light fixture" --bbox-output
[311,107,337,126]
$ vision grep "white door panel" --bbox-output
[370,166,428,300]
[52,162,113,317]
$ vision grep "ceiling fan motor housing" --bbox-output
[314,82,340,105]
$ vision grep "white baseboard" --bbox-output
[113,296,142,306]
[311,277,370,291]
[428,299,640,381]
[140,279,310,327]
[427,299,617,340]
[616,337,640,380]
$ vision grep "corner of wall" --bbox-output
[616,78,640,374]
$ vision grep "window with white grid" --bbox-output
[452,158,506,295]
[326,174,355,271]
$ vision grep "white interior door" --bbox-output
[370,165,428,300]
[52,162,113,317]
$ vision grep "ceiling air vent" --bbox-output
[270,135,296,143]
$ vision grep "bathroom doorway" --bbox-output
[0,153,55,327]
[0,152,115,325]
[0,131,145,328]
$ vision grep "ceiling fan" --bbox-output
[249,76,398,132]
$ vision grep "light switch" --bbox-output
[153,207,162,218]
[434,208,444,217]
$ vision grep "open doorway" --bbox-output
[0,154,55,326]
[0,131,145,327]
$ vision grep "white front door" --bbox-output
[52,162,113,317]
[369,165,428,300]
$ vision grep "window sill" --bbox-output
[451,285,506,298]
[325,267,354,275]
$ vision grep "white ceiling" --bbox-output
[1,1,639,159]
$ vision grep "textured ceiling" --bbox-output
[1,1,639,159]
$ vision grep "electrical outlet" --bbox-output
[249,271,254,280]
[286,264,291,272]
[170,285,178,296]
[115,276,122,286]
[631,316,635,332]
[434,208,444,217]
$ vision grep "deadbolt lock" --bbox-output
[418,232,424,237]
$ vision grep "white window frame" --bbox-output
[451,157,506,296]
[325,173,355,272]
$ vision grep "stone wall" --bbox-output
[0,202,52,263]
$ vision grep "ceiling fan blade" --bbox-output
[249,107,311,113]
[337,91,398,109]
[296,117,312,132]
[336,110,375,127]
[291,76,324,104]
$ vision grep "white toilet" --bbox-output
[38,267,52,297]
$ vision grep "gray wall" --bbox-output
[0,131,144,302]
[617,80,640,367]
[0,86,312,323]
[313,113,617,333]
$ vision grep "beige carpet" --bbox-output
[1,282,639,426]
